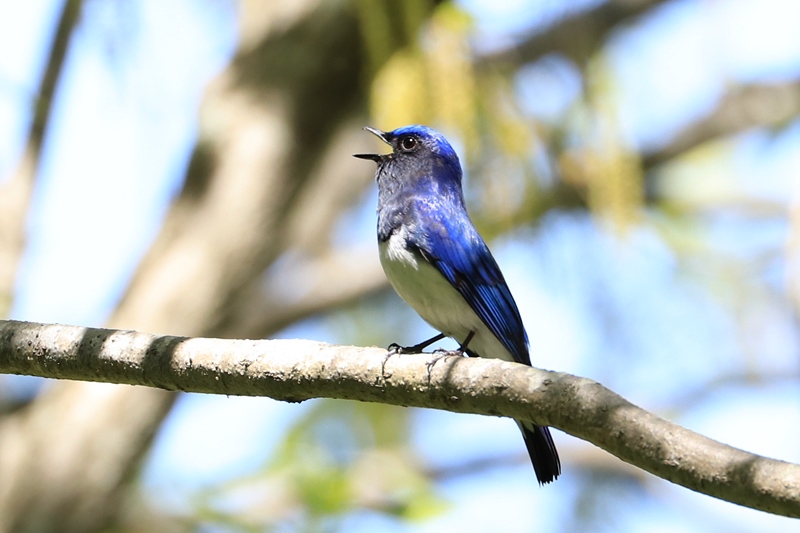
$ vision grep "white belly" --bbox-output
[379,233,516,363]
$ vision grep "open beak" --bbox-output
[353,127,390,161]
[353,152,382,161]
[363,126,389,143]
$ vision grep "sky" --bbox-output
[2,0,800,532]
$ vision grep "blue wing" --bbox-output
[409,212,531,366]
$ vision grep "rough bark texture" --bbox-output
[1,319,799,518]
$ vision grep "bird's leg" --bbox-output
[458,330,475,353]
[387,332,445,354]
[427,331,475,375]
[383,333,446,378]
[432,330,474,357]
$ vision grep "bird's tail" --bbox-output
[517,420,561,484]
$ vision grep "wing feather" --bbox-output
[411,215,530,366]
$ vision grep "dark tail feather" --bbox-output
[517,421,561,484]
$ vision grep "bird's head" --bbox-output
[354,125,461,177]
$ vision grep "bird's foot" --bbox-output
[386,342,405,354]
[425,348,465,375]
[383,332,446,376]
[432,347,466,357]
[425,331,474,376]
[386,332,446,355]
[381,347,399,378]
[382,343,420,378]
[383,334,446,379]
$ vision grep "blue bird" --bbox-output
[354,125,561,484]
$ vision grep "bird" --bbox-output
[354,124,561,484]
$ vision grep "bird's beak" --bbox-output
[353,127,390,161]
[363,126,390,144]
[353,152,382,161]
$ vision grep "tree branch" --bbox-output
[642,81,800,169]
[480,0,670,68]
[0,319,798,517]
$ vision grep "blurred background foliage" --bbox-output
[0,0,799,532]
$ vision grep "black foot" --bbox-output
[386,332,446,355]
[383,333,445,379]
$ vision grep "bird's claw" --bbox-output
[386,333,446,355]
[425,349,463,376]
[386,342,405,354]
[386,342,430,354]
[382,343,410,378]
[381,349,396,379]
[432,347,465,357]
[384,333,450,379]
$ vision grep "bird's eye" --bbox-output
[399,136,417,152]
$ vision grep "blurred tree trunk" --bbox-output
[0,1,431,531]
[0,0,81,317]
